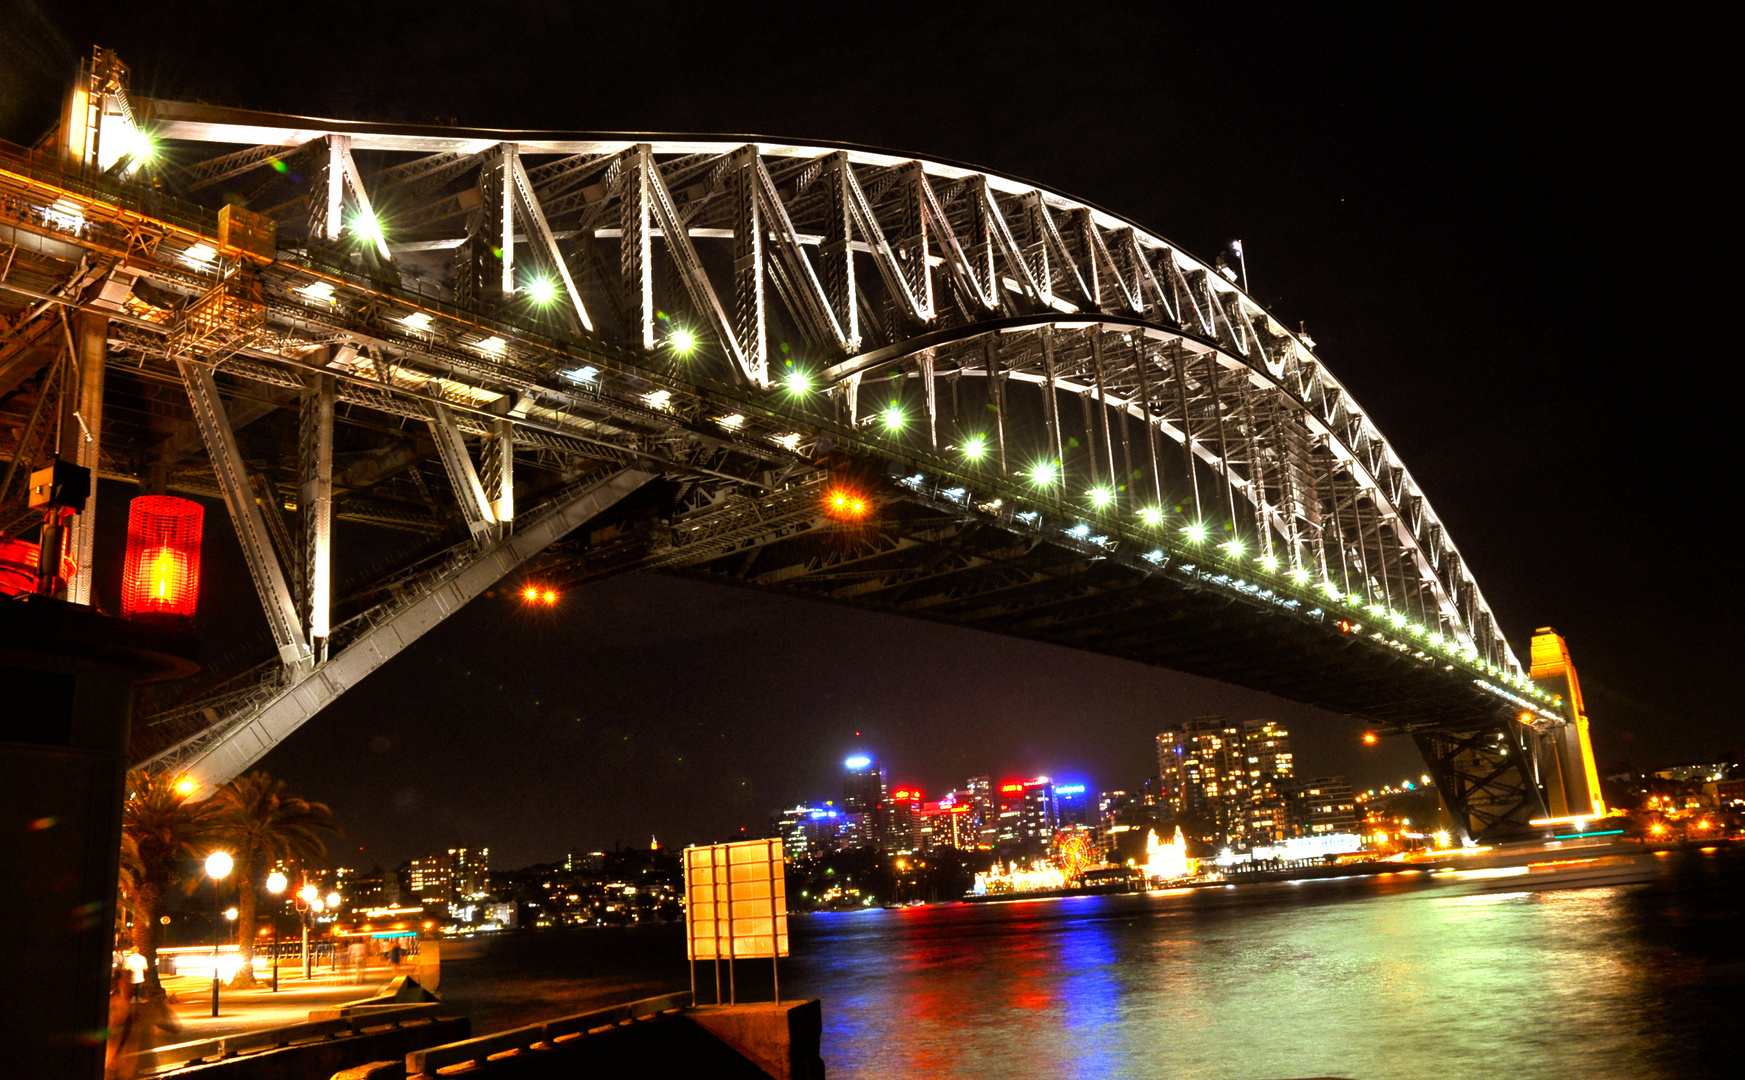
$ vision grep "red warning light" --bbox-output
[121,496,204,618]
[1338,619,1355,633]
[824,487,870,520]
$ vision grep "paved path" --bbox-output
[154,960,411,1044]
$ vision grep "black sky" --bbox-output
[3,3,1732,868]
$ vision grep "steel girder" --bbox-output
[0,94,1571,806]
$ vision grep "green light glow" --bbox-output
[349,211,384,244]
[881,405,905,430]
[1183,522,1208,543]
[962,435,987,461]
[1088,487,1114,509]
[1030,461,1060,486]
[783,369,812,394]
[524,274,559,306]
[669,328,698,355]
[1138,507,1163,526]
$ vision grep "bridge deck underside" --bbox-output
[556,486,1508,734]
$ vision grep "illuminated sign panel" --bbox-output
[1055,784,1086,795]
[999,783,1024,794]
[683,839,787,961]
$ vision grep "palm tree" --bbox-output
[120,770,223,995]
[211,772,339,988]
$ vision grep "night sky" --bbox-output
[3,4,1728,869]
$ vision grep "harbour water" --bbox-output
[439,847,1739,1079]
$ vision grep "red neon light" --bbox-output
[121,496,203,618]
[999,783,1023,794]
[892,788,921,802]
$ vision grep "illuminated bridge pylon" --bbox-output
[0,49,1599,839]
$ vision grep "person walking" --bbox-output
[105,969,184,1080]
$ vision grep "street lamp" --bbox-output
[204,851,233,1018]
[265,871,287,992]
[298,884,319,980]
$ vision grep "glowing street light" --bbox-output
[205,852,232,1017]
[265,871,287,991]
[326,892,342,909]
[174,777,198,798]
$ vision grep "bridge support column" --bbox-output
[58,310,105,605]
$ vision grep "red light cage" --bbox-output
[121,496,204,618]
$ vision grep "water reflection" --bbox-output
[783,850,1738,1080]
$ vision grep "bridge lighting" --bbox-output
[542,589,557,605]
[182,243,217,266]
[961,435,987,461]
[297,281,337,303]
[348,210,384,245]
[524,273,560,306]
[783,369,813,395]
[1138,506,1163,526]
[1362,732,1380,745]
[1220,538,1245,557]
[1182,522,1208,543]
[1087,487,1114,509]
[1389,611,1406,628]
[824,487,870,520]
[1287,567,1311,585]
[881,405,905,431]
[174,777,198,797]
[718,414,746,430]
[1067,524,1091,538]
[477,336,507,355]
[1029,461,1059,486]
[1320,579,1342,597]
[1258,554,1279,571]
[668,328,698,355]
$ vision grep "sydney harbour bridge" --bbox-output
[0,50,1604,842]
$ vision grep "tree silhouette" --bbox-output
[119,771,222,995]
[211,772,339,987]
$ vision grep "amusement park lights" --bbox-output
[824,487,870,520]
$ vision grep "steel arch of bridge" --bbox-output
[0,67,1594,841]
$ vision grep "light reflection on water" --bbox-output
[782,851,1739,1080]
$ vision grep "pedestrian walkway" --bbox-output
[155,960,411,1044]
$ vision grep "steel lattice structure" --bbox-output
[0,53,1603,841]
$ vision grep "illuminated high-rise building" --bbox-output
[408,852,453,904]
[449,846,489,898]
[1289,777,1357,836]
[966,776,995,849]
[1157,717,1295,847]
[1019,778,1058,842]
[842,754,888,850]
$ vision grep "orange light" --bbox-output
[1362,732,1380,746]
[121,496,203,618]
[542,589,557,605]
[824,487,870,520]
[522,585,540,602]
[173,778,198,797]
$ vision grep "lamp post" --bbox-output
[204,851,233,1018]
[298,884,319,979]
[265,871,287,992]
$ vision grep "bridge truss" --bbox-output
[0,52,1596,841]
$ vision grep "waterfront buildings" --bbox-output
[1157,716,1298,846]
[1288,777,1358,836]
